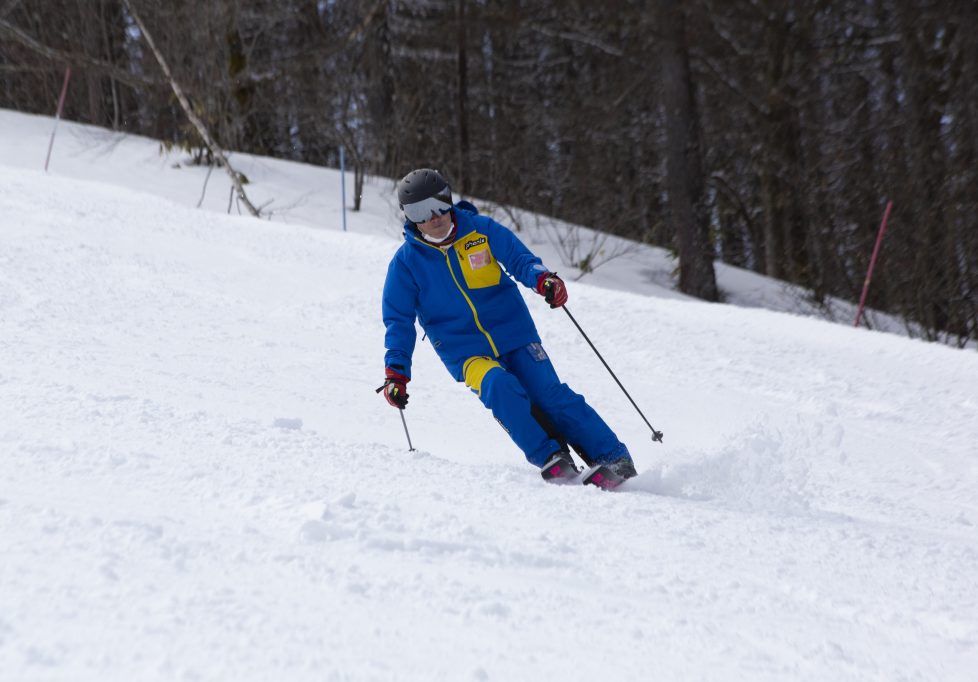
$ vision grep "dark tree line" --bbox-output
[2,0,976,346]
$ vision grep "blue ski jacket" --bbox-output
[382,205,551,382]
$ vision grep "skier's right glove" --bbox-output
[376,367,410,409]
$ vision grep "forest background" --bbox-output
[2,0,975,347]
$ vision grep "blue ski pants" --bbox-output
[462,343,628,467]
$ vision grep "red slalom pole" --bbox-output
[854,200,893,328]
[44,66,72,172]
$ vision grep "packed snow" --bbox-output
[1,110,977,681]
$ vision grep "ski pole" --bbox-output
[376,381,417,451]
[398,407,416,452]
[558,303,664,443]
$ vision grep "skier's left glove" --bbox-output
[536,272,568,308]
[376,367,410,409]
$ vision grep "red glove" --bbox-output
[376,367,410,408]
[536,272,568,308]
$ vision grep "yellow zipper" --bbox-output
[415,235,499,357]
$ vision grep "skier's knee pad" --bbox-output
[463,356,502,396]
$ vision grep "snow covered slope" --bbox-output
[2,117,978,681]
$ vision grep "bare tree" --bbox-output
[1,0,975,345]
[122,0,260,217]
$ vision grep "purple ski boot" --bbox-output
[582,456,637,490]
[540,450,580,483]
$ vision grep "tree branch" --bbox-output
[694,52,767,117]
[263,0,386,66]
[0,17,156,89]
[527,24,625,58]
[0,0,20,19]
[709,172,757,240]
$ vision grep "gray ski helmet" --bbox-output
[397,168,452,210]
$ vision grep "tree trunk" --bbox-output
[660,0,718,301]
[456,0,470,195]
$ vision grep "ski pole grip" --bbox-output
[541,277,558,307]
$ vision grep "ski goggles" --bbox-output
[402,195,453,224]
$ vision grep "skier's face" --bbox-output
[416,210,453,240]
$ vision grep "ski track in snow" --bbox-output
[2,121,978,681]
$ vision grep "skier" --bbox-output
[379,168,636,487]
